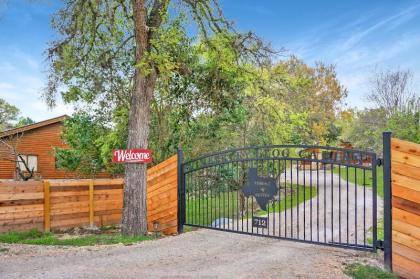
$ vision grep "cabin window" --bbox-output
[16,155,38,172]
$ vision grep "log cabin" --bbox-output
[0,115,109,180]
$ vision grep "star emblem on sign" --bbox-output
[242,168,278,211]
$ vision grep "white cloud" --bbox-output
[0,47,73,121]
[284,3,420,108]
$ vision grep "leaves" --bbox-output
[0,98,19,131]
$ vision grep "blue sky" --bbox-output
[1,0,420,121]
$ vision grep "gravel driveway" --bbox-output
[229,169,383,247]
[0,229,383,279]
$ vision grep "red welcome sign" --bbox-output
[112,149,153,164]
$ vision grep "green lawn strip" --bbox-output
[332,166,384,198]
[367,219,384,245]
[343,263,397,279]
[0,229,152,246]
[186,184,317,225]
[254,184,316,216]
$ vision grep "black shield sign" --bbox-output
[243,168,277,211]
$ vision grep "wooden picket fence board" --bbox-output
[0,154,179,235]
[391,138,420,279]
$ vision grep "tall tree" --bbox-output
[0,98,19,131]
[368,69,420,116]
[44,0,273,235]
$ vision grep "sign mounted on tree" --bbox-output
[112,149,153,164]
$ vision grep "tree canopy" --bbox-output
[0,98,19,131]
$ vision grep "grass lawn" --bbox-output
[0,229,152,246]
[186,184,317,226]
[343,263,396,279]
[333,166,384,198]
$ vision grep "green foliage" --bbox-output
[340,109,387,154]
[343,263,396,279]
[341,108,420,154]
[341,69,420,153]
[0,98,19,131]
[14,117,35,128]
[46,3,346,171]
[0,229,151,246]
[55,113,107,176]
[387,111,420,143]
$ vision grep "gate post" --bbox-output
[383,132,392,271]
[177,147,185,233]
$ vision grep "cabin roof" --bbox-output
[0,115,68,138]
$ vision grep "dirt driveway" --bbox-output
[0,229,382,279]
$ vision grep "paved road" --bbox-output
[0,229,382,279]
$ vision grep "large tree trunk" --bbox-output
[122,0,157,236]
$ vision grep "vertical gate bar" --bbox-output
[355,167,358,245]
[285,159,288,238]
[383,131,392,270]
[199,167,202,226]
[303,161,306,240]
[236,161,239,232]
[372,154,378,251]
[297,161,299,239]
[268,159,271,236]
[310,161,313,241]
[230,162,233,231]
[246,158,249,233]
[346,166,349,244]
[189,171,192,226]
[177,148,184,233]
[227,162,230,231]
[290,159,294,238]
[206,166,209,227]
[363,168,366,246]
[272,158,276,236]
[210,165,213,227]
[278,159,281,238]
[339,165,342,244]
[323,164,326,243]
[189,173,192,225]
[273,159,280,236]
[192,165,194,225]
[223,161,226,230]
[199,164,202,226]
[217,164,224,228]
[195,164,198,226]
[241,161,244,232]
[331,163,334,244]
[317,161,319,242]
[213,165,216,227]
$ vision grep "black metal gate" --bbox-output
[178,145,380,251]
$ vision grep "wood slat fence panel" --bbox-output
[0,155,178,235]
[391,138,420,279]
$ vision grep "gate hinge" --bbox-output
[376,158,383,166]
[376,240,384,250]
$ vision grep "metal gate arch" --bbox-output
[178,144,380,252]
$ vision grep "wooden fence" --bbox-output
[0,155,178,235]
[391,138,420,278]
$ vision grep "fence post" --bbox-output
[383,132,392,271]
[89,180,95,228]
[43,180,51,232]
[177,147,184,234]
